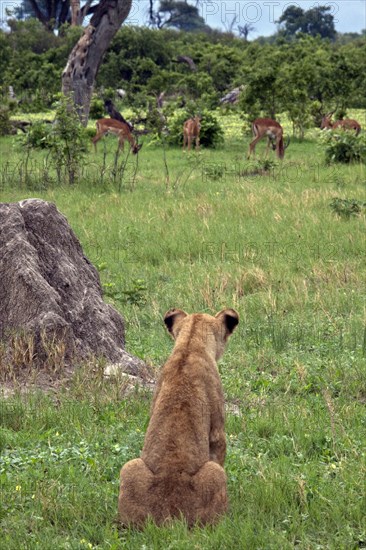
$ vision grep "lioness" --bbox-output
[118,308,239,528]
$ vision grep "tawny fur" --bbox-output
[183,116,201,151]
[321,115,361,136]
[247,118,286,159]
[118,308,239,528]
[92,118,142,154]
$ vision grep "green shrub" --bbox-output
[89,98,105,120]
[166,110,224,148]
[0,99,18,136]
[22,121,52,148]
[18,90,55,113]
[0,106,12,136]
[322,131,366,164]
[85,126,97,139]
[47,97,89,184]
[330,197,366,219]
[19,98,88,184]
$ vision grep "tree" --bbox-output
[199,44,242,92]
[237,23,256,42]
[277,5,303,37]
[12,0,99,31]
[301,6,336,40]
[277,5,336,40]
[238,45,287,120]
[0,30,12,81]
[150,0,208,31]
[276,50,313,138]
[62,0,132,124]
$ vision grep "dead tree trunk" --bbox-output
[70,0,81,25]
[62,0,132,125]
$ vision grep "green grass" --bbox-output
[1,113,366,548]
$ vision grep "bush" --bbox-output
[21,121,52,148]
[322,131,366,164]
[166,110,224,148]
[18,97,89,184]
[330,197,366,219]
[0,106,12,136]
[85,126,97,140]
[0,99,18,136]
[48,97,89,184]
[89,98,105,120]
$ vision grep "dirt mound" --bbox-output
[0,199,145,378]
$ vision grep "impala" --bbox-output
[104,99,134,131]
[247,118,289,160]
[183,115,201,151]
[92,119,142,154]
[320,114,361,135]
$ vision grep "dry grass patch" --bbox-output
[235,268,269,297]
[309,262,363,288]
[196,202,213,219]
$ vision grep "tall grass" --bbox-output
[1,116,366,548]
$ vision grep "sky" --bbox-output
[0,0,365,38]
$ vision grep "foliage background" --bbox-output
[1,20,366,120]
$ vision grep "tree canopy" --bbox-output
[1,21,365,117]
[151,0,209,32]
[11,0,99,31]
[277,5,336,40]
[12,0,211,32]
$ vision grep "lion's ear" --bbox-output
[164,309,188,338]
[215,309,239,335]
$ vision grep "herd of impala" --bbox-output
[92,109,362,160]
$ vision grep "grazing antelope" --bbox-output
[248,118,289,160]
[104,99,134,131]
[183,115,201,151]
[92,118,142,154]
[320,114,361,135]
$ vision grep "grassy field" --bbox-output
[1,112,366,549]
